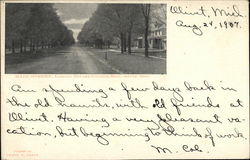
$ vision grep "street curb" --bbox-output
[108,49,166,60]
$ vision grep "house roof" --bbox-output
[149,22,166,31]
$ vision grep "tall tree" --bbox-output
[124,4,143,54]
[141,4,151,57]
[77,4,144,54]
[6,3,33,53]
[6,3,75,54]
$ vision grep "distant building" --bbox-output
[135,22,166,50]
[148,22,166,49]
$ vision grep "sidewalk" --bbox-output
[108,47,166,59]
[88,48,166,74]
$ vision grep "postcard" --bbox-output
[1,0,249,159]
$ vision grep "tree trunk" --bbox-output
[11,40,15,54]
[120,32,124,53]
[20,40,23,53]
[141,4,151,57]
[101,40,103,49]
[124,33,127,52]
[47,42,49,48]
[128,29,132,54]
[41,41,44,49]
[36,41,39,50]
[23,40,26,52]
[33,43,35,52]
[144,18,149,57]
[30,39,33,52]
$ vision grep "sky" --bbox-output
[54,4,97,41]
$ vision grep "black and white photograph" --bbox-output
[5,3,167,74]
[1,1,249,159]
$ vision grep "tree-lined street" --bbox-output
[6,45,116,74]
[5,45,165,74]
[5,3,166,74]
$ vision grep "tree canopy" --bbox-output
[6,3,75,53]
[77,4,144,53]
[77,4,166,56]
